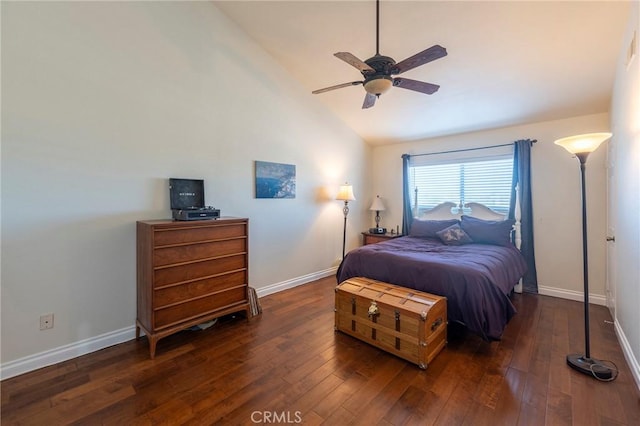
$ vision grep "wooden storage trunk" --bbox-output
[335,277,447,369]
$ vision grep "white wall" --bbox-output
[610,0,640,391]
[1,2,371,375]
[371,113,611,301]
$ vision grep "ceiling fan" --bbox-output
[312,0,447,109]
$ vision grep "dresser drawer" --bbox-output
[154,238,246,267]
[153,223,246,246]
[153,253,246,287]
[153,270,247,308]
[154,286,247,329]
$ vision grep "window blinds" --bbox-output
[409,155,514,215]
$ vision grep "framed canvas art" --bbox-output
[255,161,296,199]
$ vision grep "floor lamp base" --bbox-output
[566,354,614,380]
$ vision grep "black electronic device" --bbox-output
[369,227,387,234]
[170,178,205,210]
[169,178,220,221]
[172,207,220,221]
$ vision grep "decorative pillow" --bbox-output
[460,215,514,246]
[436,224,474,245]
[409,219,460,238]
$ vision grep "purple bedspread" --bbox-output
[336,236,527,341]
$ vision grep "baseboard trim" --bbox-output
[538,285,607,306]
[1,267,338,380]
[614,320,640,393]
[255,267,337,298]
[5,274,618,382]
[1,326,136,380]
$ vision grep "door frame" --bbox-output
[605,138,617,318]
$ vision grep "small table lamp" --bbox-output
[336,183,356,258]
[369,195,386,229]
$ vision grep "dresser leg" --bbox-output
[135,324,141,340]
[149,337,158,359]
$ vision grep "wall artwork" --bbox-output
[255,161,296,199]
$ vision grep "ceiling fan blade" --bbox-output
[362,93,377,109]
[312,81,363,94]
[393,78,440,95]
[393,45,447,75]
[335,52,375,73]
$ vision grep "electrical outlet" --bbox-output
[40,313,54,330]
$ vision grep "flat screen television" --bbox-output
[169,178,205,210]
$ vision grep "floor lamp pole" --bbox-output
[342,201,349,258]
[578,155,591,359]
[336,183,355,259]
[565,152,613,380]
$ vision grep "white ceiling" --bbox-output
[215,1,631,145]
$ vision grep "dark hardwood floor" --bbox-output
[2,276,639,425]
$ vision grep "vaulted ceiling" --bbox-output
[215,1,631,145]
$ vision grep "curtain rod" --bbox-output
[403,139,537,158]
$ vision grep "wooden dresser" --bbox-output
[136,217,250,358]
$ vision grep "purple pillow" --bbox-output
[409,219,460,238]
[436,224,474,245]
[460,215,514,246]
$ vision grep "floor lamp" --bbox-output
[555,132,615,381]
[336,183,356,258]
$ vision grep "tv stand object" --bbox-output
[136,217,251,358]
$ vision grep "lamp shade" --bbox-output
[336,184,355,201]
[369,195,386,211]
[554,132,612,155]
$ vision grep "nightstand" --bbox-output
[361,232,402,245]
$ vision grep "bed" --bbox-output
[336,202,528,341]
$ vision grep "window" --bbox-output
[409,154,514,216]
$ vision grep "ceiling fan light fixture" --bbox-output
[311,0,447,107]
[364,76,393,95]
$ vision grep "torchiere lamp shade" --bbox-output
[555,132,612,157]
